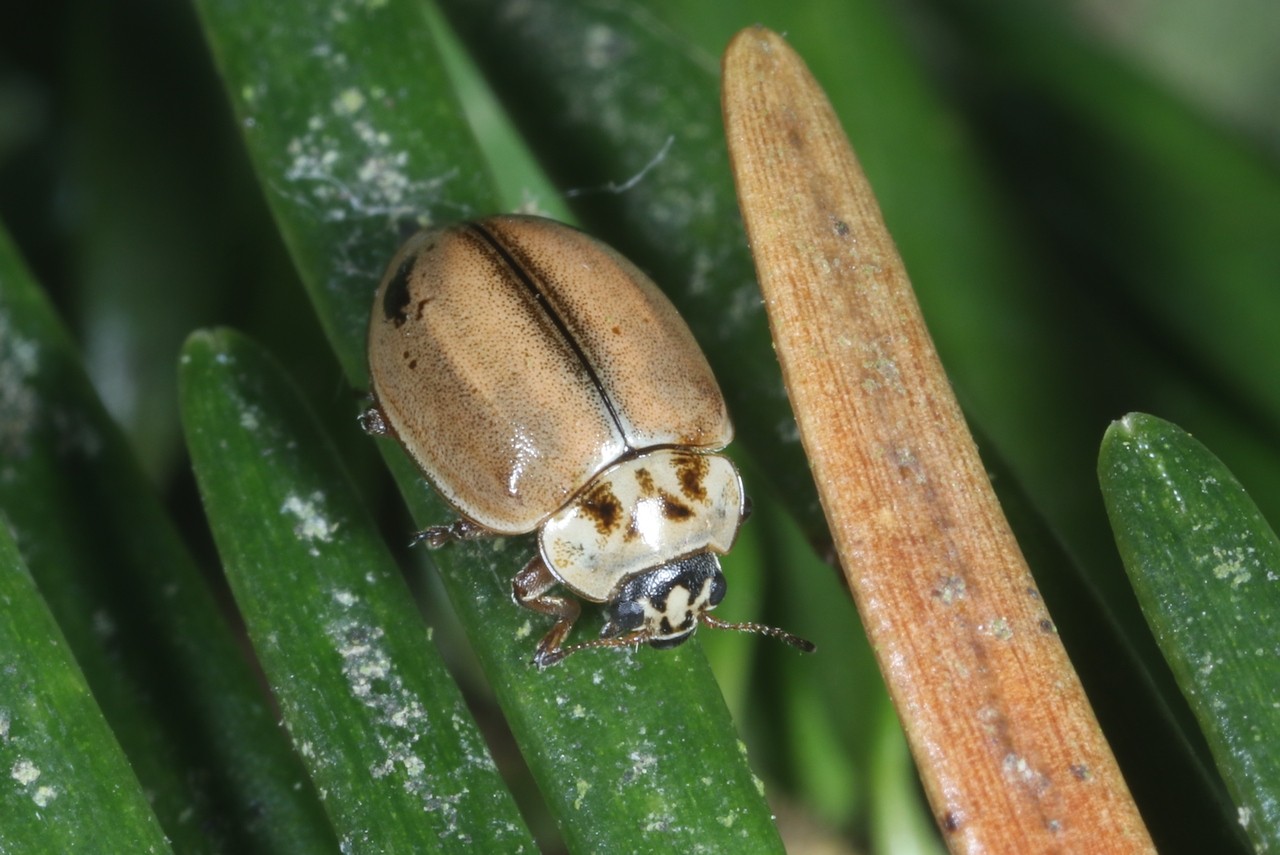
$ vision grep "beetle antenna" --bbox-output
[700,613,815,653]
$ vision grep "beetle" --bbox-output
[361,214,813,666]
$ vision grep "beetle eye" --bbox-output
[602,600,645,636]
[708,574,727,607]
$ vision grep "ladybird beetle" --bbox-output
[361,215,813,666]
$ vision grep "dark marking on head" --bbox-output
[648,585,693,634]
[673,453,709,502]
[580,482,623,536]
[675,610,695,632]
[648,632,693,650]
[382,255,415,327]
[633,467,655,495]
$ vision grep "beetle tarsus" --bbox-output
[532,645,567,669]
[358,404,392,437]
[409,518,487,549]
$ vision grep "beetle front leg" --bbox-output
[513,555,580,667]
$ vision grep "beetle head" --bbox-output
[537,552,815,665]
[600,552,815,654]
[601,552,727,648]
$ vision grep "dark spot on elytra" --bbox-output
[611,325,622,335]
[1070,764,1090,781]
[943,811,960,833]
[633,467,655,495]
[785,124,804,150]
[407,359,418,370]
[581,483,623,536]
[382,255,415,327]
[673,454,709,502]
[832,218,849,236]
[415,299,430,321]
[1039,618,1056,634]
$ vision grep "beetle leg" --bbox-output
[513,556,580,667]
[409,518,489,549]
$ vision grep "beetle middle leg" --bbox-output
[409,518,490,549]
[513,556,580,667]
